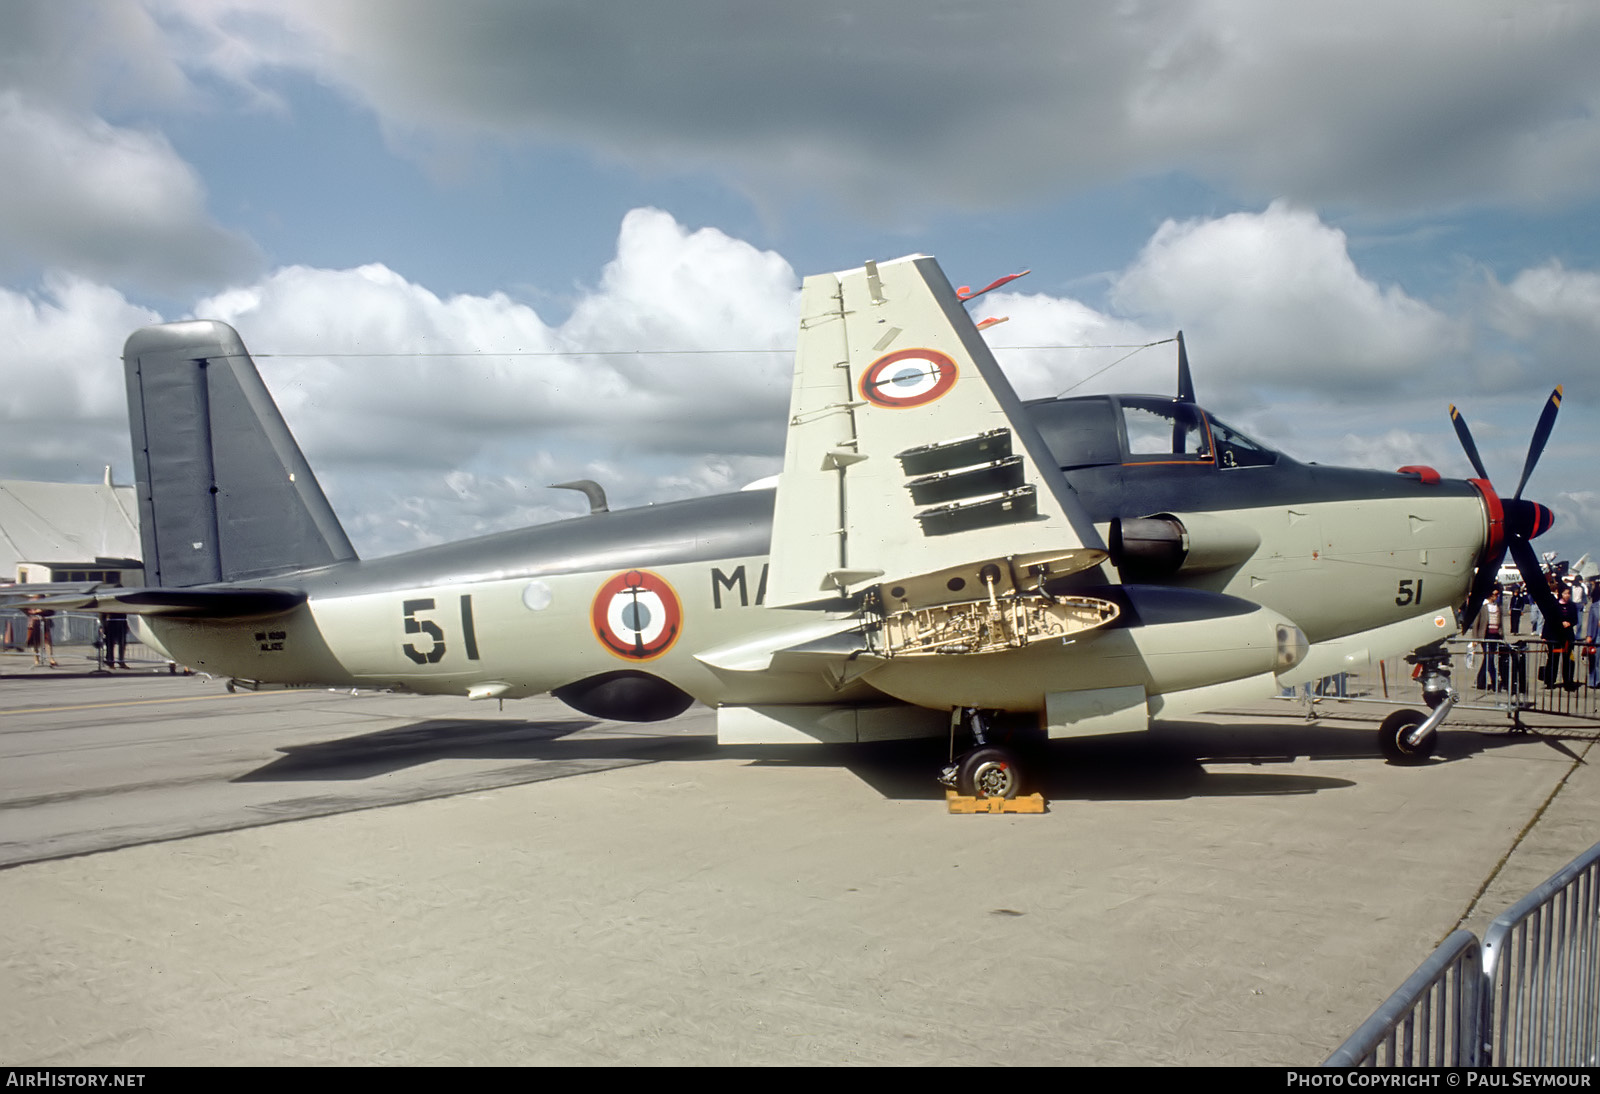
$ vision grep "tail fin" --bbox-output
[124,320,357,586]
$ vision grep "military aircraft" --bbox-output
[29,254,1562,797]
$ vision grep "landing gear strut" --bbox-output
[938,708,1026,799]
[1380,643,1457,764]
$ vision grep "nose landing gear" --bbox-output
[1380,644,1457,764]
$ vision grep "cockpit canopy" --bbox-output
[1026,395,1280,472]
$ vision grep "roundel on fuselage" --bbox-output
[859,348,958,409]
[591,569,683,661]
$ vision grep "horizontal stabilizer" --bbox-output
[19,586,306,619]
[0,582,102,602]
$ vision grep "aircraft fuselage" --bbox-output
[145,436,1486,718]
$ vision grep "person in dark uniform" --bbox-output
[101,612,129,669]
[1543,586,1581,690]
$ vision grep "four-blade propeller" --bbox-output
[1450,387,1562,633]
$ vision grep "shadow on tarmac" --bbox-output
[235,718,604,781]
[232,711,1549,803]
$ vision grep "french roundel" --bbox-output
[859,348,958,409]
[592,569,683,661]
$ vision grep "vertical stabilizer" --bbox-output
[124,320,357,586]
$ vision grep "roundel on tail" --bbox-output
[591,569,683,661]
[859,349,958,409]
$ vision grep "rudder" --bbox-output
[124,320,357,586]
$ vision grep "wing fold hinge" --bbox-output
[863,552,1116,658]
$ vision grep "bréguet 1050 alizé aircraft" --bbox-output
[37,254,1561,798]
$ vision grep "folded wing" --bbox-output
[767,255,1111,653]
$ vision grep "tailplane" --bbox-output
[124,320,357,586]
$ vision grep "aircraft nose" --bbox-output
[1505,498,1555,540]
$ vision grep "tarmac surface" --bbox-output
[2,649,1599,1066]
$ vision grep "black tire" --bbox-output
[1379,709,1435,764]
[957,746,1022,799]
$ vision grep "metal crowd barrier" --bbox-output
[1456,636,1600,722]
[1283,635,1600,728]
[1322,931,1483,1066]
[1482,840,1600,1066]
[1324,838,1600,1066]
[0,608,147,663]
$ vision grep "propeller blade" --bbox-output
[1508,536,1563,639]
[1449,404,1491,481]
[1176,331,1196,404]
[1512,385,1562,499]
[1460,547,1507,630]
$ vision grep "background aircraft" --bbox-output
[27,255,1559,797]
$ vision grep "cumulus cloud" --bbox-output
[1106,203,1459,395]
[980,203,1457,412]
[186,208,798,550]
[0,94,261,291]
[1331,428,1456,478]
[1551,490,1600,558]
[977,293,1170,401]
[2,205,1592,558]
[0,2,262,292]
[193,208,795,455]
[150,0,1600,215]
[0,275,162,480]
[1484,261,1600,401]
[0,0,189,111]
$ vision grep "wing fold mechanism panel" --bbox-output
[767,254,1118,654]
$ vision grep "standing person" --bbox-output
[101,612,129,670]
[1543,586,1580,690]
[24,597,57,668]
[1510,583,1526,636]
[1587,581,1600,689]
[1474,585,1504,691]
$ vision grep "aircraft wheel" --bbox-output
[1379,709,1435,765]
[957,746,1022,799]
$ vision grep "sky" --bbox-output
[2,0,1597,565]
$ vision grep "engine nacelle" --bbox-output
[1110,512,1261,580]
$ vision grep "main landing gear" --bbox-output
[937,708,1030,799]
